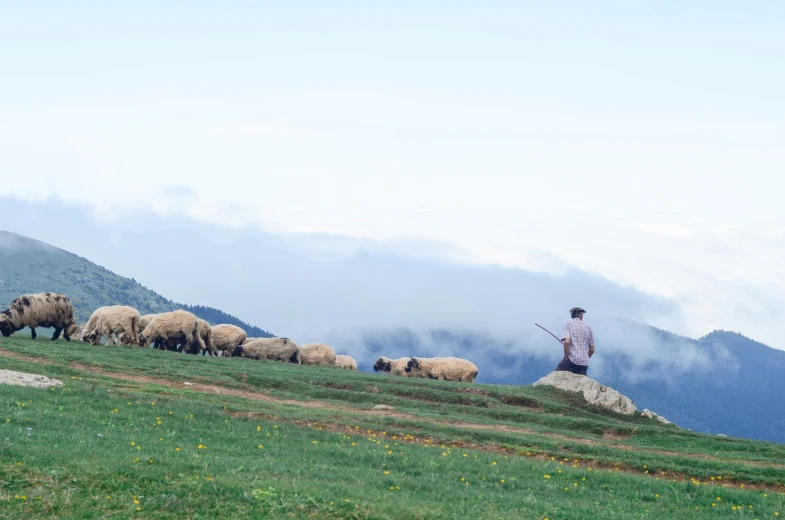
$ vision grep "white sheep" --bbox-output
[299,343,336,366]
[373,356,412,377]
[405,357,479,383]
[0,293,79,341]
[231,337,301,364]
[335,355,358,370]
[137,310,201,353]
[160,317,214,355]
[82,305,142,346]
[211,324,247,356]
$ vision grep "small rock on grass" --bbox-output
[0,370,63,389]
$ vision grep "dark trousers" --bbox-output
[555,357,588,376]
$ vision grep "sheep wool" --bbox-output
[373,356,412,377]
[232,337,300,364]
[82,305,142,346]
[0,293,79,341]
[405,357,479,383]
[138,310,201,353]
[211,324,247,355]
[334,354,358,370]
[299,343,336,366]
[197,318,216,356]
[137,314,159,332]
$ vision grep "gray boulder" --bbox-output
[0,370,63,389]
[533,371,636,416]
[640,408,673,425]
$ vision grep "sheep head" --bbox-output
[66,324,82,341]
[230,345,245,357]
[0,314,19,337]
[405,357,421,373]
[82,328,100,344]
[373,356,391,372]
[137,332,150,347]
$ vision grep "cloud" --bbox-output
[162,185,196,198]
[213,122,306,138]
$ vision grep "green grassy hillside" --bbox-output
[1,337,783,519]
[0,231,272,337]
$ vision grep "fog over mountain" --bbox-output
[1,196,692,367]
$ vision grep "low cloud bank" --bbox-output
[0,195,724,383]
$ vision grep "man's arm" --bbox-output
[563,338,571,360]
[588,327,595,358]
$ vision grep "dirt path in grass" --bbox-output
[1,347,783,480]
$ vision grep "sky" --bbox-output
[1,2,784,347]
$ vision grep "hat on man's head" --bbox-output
[570,307,587,318]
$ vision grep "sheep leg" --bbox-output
[51,328,62,341]
[30,327,37,340]
[196,336,208,356]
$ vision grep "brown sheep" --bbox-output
[335,355,358,370]
[299,343,336,366]
[373,356,412,377]
[211,324,247,355]
[0,293,79,341]
[231,337,300,364]
[82,306,141,346]
[405,357,479,383]
[137,310,201,353]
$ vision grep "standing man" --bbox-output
[556,307,595,376]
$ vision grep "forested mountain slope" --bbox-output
[0,231,272,337]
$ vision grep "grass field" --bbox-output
[1,336,784,519]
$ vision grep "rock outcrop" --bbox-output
[533,371,637,416]
[0,370,63,389]
[640,408,672,425]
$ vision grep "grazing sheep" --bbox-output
[137,310,201,354]
[0,293,79,341]
[373,356,412,377]
[405,357,479,383]
[82,306,141,346]
[335,354,357,370]
[299,343,336,366]
[211,324,247,355]
[161,318,214,355]
[231,337,300,364]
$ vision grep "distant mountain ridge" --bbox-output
[358,327,785,443]
[0,231,272,338]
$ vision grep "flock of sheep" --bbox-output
[0,292,479,382]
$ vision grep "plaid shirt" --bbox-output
[561,318,594,366]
